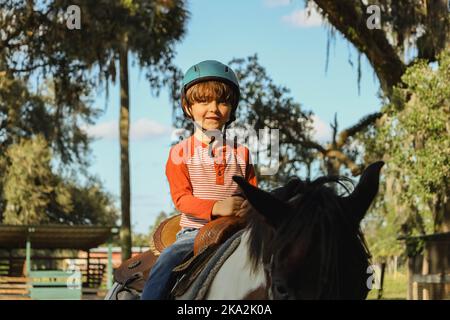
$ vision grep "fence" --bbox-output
[403,232,450,300]
[29,270,82,300]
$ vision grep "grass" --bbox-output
[367,272,408,300]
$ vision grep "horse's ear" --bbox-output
[342,161,384,224]
[233,176,292,228]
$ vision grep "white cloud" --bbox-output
[311,115,331,142]
[84,116,332,144]
[282,5,324,28]
[264,0,291,8]
[83,118,171,141]
[84,121,117,139]
[131,118,171,140]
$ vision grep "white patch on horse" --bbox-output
[205,229,266,299]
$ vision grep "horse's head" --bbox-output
[233,161,384,299]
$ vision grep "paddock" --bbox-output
[0,225,119,300]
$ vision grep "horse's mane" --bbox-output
[245,175,372,298]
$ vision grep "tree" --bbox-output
[299,0,450,261]
[357,48,449,264]
[65,176,119,226]
[243,0,450,180]
[69,0,188,260]
[0,69,100,220]
[2,135,71,224]
[1,0,189,260]
[369,49,450,235]
[132,232,151,248]
[0,60,96,170]
[309,0,449,95]
[1,135,118,225]
[363,203,405,261]
[111,0,188,261]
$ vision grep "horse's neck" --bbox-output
[205,229,268,299]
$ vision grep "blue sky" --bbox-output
[85,0,382,234]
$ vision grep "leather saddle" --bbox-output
[150,214,182,256]
[113,215,246,292]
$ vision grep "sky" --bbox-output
[84,0,382,234]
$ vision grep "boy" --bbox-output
[140,60,257,300]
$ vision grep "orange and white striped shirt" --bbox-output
[166,135,257,229]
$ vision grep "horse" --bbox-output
[106,161,384,300]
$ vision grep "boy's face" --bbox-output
[187,100,232,131]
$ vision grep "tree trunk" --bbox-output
[434,190,450,233]
[119,35,132,261]
[442,198,450,233]
[420,0,450,61]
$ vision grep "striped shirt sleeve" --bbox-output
[165,146,217,221]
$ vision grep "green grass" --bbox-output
[367,272,408,300]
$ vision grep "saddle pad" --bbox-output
[170,245,219,297]
[173,229,244,300]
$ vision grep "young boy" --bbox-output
[140,60,257,300]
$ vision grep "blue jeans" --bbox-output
[140,228,198,300]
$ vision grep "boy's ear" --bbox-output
[181,94,193,119]
[186,106,192,118]
[182,103,193,119]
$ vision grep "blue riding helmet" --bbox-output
[181,60,240,125]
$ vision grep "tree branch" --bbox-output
[301,139,327,154]
[313,0,406,94]
[326,149,362,176]
[331,113,338,148]
[336,112,382,148]
[7,63,49,73]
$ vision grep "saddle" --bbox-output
[193,216,245,255]
[112,249,158,292]
[150,214,182,256]
[113,215,246,292]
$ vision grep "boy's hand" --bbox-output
[212,196,245,217]
[235,200,250,218]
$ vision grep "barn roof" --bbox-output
[0,225,119,250]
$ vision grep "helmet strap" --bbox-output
[191,120,228,158]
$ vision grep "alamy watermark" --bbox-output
[366,264,382,290]
[63,3,385,31]
[66,259,82,290]
[366,5,381,30]
[63,2,450,31]
[66,5,81,30]
[171,126,280,176]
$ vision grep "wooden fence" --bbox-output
[404,232,450,300]
[0,276,31,300]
